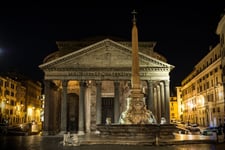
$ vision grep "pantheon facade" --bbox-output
[39,37,174,135]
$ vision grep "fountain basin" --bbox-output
[96,124,177,139]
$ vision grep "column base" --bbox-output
[78,130,85,135]
[41,131,49,136]
[58,131,67,136]
[94,130,100,135]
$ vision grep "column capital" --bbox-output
[147,80,154,83]
[159,81,164,86]
[146,80,154,86]
[79,81,87,87]
[163,80,170,86]
[114,81,120,86]
[95,80,102,86]
[44,80,51,88]
[62,80,68,87]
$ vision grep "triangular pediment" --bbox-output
[39,39,173,70]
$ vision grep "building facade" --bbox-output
[23,80,42,123]
[217,13,225,84]
[0,76,20,125]
[175,86,183,122]
[0,74,42,128]
[217,12,225,127]
[181,44,224,127]
[169,95,178,123]
[39,37,174,135]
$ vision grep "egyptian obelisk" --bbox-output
[119,10,156,124]
[130,10,143,99]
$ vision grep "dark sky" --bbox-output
[0,2,224,89]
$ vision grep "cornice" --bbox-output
[216,14,225,35]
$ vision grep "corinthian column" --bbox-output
[78,81,86,135]
[114,81,120,123]
[43,80,50,135]
[96,81,102,124]
[147,80,154,113]
[60,80,68,134]
[164,80,170,123]
[160,82,165,117]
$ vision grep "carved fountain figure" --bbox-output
[119,95,156,124]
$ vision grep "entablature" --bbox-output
[43,67,170,81]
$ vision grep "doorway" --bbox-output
[101,97,114,124]
[67,93,79,132]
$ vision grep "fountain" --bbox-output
[119,10,156,125]
[96,10,176,142]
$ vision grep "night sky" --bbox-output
[0,2,224,90]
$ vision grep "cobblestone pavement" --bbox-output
[0,134,224,150]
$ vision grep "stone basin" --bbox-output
[96,124,177,139]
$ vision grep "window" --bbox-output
[11,84,14,89]
[217,107,220,112]
[5,90,10,95]
[0,79,3,86]
[171,113,175,117]
[215,67,218,73]
[5,82,9,87]
[210,71,213,76]
[213,108,215,113]
[10,109,13,115]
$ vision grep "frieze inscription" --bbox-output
[67,71,131,77]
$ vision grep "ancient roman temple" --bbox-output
[39,12,174,135]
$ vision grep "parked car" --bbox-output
[200,126,221,136]
[7,123,32,136]
[184,123,200,134]
[189,127,200,135]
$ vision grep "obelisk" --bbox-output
[119,10,156,124]
[130,10,144,99]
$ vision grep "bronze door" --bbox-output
[67,93,79,132]
[101,97,114,124]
